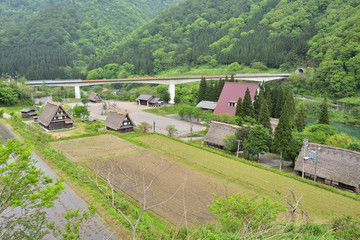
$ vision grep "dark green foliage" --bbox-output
[0,84,19,105]
[319,98,329,125]
[273,93,294,160]
[241,87,254,118]
[197,77,207,103]
[257,99,272,134]
[155,85,170,103]
[332,215,360,240]
[253,86,264,119]
[0,0,180,79]
[235,97,242,118]
[244,125,272,160]
[295,103,307,132]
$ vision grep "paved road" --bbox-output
[0,122,119,239]
[69,101,206,136]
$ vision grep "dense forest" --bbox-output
[0,0,181,80]
[0,0,359,99]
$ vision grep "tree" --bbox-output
[241,87,254,118]
[253,86,264,119]
[0,139,64,239]
[81,97,89,106]
[166,125,178,137]
[257,99,272,134]
[273,94,294,167]
[197,77,207,103]
[208,193,284,237]
[318,98,329,124]
[137,121,152,133]
[223,134,238,152]
[102,102,108,115]
[72,105,89,118]
[227,62,242,74]
[244,125,272,161]
[155,85,170,103]
[0,84,18,105]
[235,96,242,118]
[295,103,307,132]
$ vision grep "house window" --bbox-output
[228,102,236,107]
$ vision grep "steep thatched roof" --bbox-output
[294,142,360,188]
[204,121,240,147]
[104,110,134,130]
[88,92,101,100]
[38,101,74,127]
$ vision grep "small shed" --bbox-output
[294,142,360,193]
[196,101,217,112]
[88,92,102,103]
[38,101,75,130]
[136,94,163,107]
[20,109,37,119]
[204,121,240,148]
[104,110,134,133]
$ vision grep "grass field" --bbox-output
[135,134,360,223]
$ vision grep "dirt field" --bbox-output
[51,134,237,226]
[50,134,142,163]
[87,150,236,226]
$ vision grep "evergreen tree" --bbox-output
[197,77,207,103]
[241,87,254,118]
[253,87,264,119]
[273,94,294,163]
[235,96,243,118]
[224,76,229,82]
[230,75,235,82]
[319,98,329,124]
[257,99,272,134]
[286,90,296,122]
[295,103,307,132]
[264,84,272,117]
[274,85,285,118]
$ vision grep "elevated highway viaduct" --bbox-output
[25,73,290,104]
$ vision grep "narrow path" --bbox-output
[0,122,120,239]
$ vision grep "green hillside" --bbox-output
[0,0,181,80]
[101,0,359,98]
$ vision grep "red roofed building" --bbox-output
[214,82,260,116]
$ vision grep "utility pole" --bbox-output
[302,139,308,178]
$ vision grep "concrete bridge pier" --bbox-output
[168,82,175,104]
[74,85,81,99]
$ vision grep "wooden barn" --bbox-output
[38,101,75,130]
[104,110,134,133]
[20,108,37,119]
[135,94,163,107]
[204,121,240,148]
[294,142,360,193]
[88,92,102,103]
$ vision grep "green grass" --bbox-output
[337,97,360,106]
[1,105,33,114]
[135,134,360,223]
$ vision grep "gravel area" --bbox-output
[68,101,206,137]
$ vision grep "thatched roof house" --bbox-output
[104,110,135,133]
[214,82,259,115]
[294,142,360,192]
[196,101,217,112]
[88,92,102,103]
[38,101,75,130]
[204,121,240,148]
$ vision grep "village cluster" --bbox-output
[19,81,360,194]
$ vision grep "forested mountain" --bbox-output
[99,0,359,98]
[0,0,181,80]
